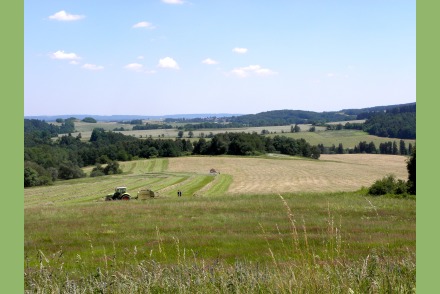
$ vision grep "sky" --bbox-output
[24,0,415,116]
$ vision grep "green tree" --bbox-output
[399,140,407,155]
[90,164,105,177]
[177,130,184,138]
[407,146,416,194]
[392,141,399,155]
[24,167,39,187]
[188,130,194,138]
[104,161,123,175]
[310,145,321,159]
[82,117,97,123]
[337,143,344,154]
[58,162,86,180]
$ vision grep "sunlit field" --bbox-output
[25,155,415,292]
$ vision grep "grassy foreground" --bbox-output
[25,191,415,293]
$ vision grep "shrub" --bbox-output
[24,161,53,187]
[368,174,407,196]
[58,163,86,180]
[90,164,105,177]
[103,161,122,175]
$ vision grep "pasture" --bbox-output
[24,154,415,292]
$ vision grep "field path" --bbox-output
[167,154,408,194]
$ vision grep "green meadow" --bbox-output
[25,156,415,292]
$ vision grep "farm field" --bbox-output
[24,154,415,292]
[62,121,415,150]
[24,154,409,207]
[267,129,416,148]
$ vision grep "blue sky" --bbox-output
[24,0,415,116]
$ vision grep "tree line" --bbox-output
[318,140,414,155]
[24,124,321,187]
[191,133,320,158]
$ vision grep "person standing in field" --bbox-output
[177,190,182,197]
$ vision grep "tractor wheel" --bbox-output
[121,195,130,200]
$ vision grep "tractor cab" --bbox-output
[114,186,127,196]
[105,186,131,201]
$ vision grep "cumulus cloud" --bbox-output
[162,0,184,4]
[50,50,81,60]
[230,65,277,78]
[82,64,104,71]
[125,63,144,71]
[232,47,248,54]
[158,57,180,70]
[202,58,219,65]
[49,10,85,21]
[124,63,156,74]
[132,21,155,29]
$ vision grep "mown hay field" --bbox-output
[24,154,409,208]
[167,154,409,194]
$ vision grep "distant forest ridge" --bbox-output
[24,102,415,123]
[24,113,243,122]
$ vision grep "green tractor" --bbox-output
[105,186,132,201]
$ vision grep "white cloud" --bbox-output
[124,63,156,75]
[125,63,144,71]
[82,64,104,71]
[50,50,81,60]
[49,10,85,21]
[162,0,185,4]
[202,58,219,65]
[132,21,155,29]
[69,60,79,65]
[232,47,248,54]
[230,65,277,78]
[158,57,180,70]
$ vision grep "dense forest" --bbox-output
[341,102,415,116]
[165,110,356,127]
[360,104,416,139]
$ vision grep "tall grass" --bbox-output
[25,194,415,293]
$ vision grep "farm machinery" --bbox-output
[105,186,159,201]
[105,186,132,201]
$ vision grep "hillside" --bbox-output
[24,102,416,125]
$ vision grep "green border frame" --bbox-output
[4,0,430,292]
[417,1,436,293]
[1,0,23,292]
